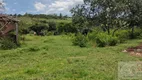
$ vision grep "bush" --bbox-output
[138,33,142,39]
[46,31,55,36]
[108,36,118,46]
[0,38,17,50]
[41,30,48,36]
[64,23,77,33]
[130,29,142,39]
[20,28,30,34]
[57,22,77,34]
[48,21,56,31]
[95,33,118,47]
[29,24,49,35]
[29,30,35,35]
[115,30,130,43]
[95,33,108,47]
[87,29,101,42]
[72,33,88,47]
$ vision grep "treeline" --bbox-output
[20,22,77,36]
[10,13,69,19]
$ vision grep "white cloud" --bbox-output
[34,0,83,15]
[0,0,6,12]
[34,2,46,11]
[46,0,83,14]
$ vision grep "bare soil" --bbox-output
[123,43,142,57]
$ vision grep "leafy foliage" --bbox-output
[72,33,88,47]
[47,21,56,31]
[71,0,142,36]
[95,33,118,47]
[0,38,17,50]
[57,22,77,34]
[115,30,130,43]
[29,24,48,35]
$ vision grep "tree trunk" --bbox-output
[15,22,19,44]
[112,26,122,36]
[107,26,110,35]
[131,26,135,39]
[112,29,118,36]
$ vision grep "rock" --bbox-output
[122,50,127,52]
[136,53,142,56]
[137,49,142,52]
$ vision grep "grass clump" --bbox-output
[28,47,40,52]
[0,38,17,50]
[72,33,88,47]
[24,69,41,75]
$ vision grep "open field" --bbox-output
[18,17,72,24]
[0,35,141,80]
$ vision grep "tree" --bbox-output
[63,15,68,19]
[124,0,142,38]
[71,5,89,33]
[71,0,142,36]
[71,0,126,35]
[59,13,63,19]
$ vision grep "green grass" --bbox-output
[0,35,142,80]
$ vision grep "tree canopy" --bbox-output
[71,0,142,36]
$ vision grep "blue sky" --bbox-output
[3,0,83,15]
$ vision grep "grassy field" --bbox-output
[18,17,72,24]
[0,35,142,80]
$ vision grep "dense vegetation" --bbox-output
[0,0,142,79]
[0,0,142,50]
[15,0,142,48]
[70,0,142,47]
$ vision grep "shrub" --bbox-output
[138,33,142,39]
[57,22,65,34]
[41,30,48,36]
[95,33,108,47]
[20,28,30,34]
[81,27,93,35]
[57,22,77,34]
[108,36,118,46]
[72,33,88,47]
[130,29,142,39]
[115,30,130,43]
[48,21,56,31]
[64,23,77,33]
[87,29,101,42]
[95,33,118,47]
[29,24,49,35]
[29,30,35,35]
[0,38,17,50]
[46,31,54,36]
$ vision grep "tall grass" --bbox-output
[0,35,141,80]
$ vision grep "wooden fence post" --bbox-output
[15,22,18,44]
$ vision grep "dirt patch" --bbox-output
[123,43,142,57]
